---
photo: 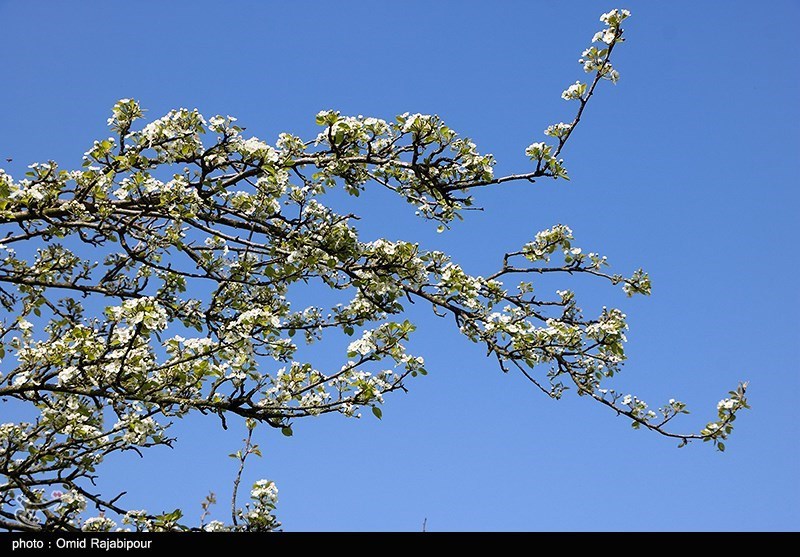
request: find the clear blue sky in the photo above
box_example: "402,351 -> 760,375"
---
1,0 -> 797,531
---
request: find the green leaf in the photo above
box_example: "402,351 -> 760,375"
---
281,427 -> 293,437
162,509 -> 183,522
717,442 -> 726,452
371,406 -> 382,420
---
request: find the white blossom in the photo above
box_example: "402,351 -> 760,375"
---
561,81 -> 587,100
204,520 -> 227,532
83,516 -> 117,532
544,122 -> 573,138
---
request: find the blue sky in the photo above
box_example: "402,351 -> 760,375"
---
1,0 -> 797,531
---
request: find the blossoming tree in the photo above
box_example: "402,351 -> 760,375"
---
0,9 -> 747,532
